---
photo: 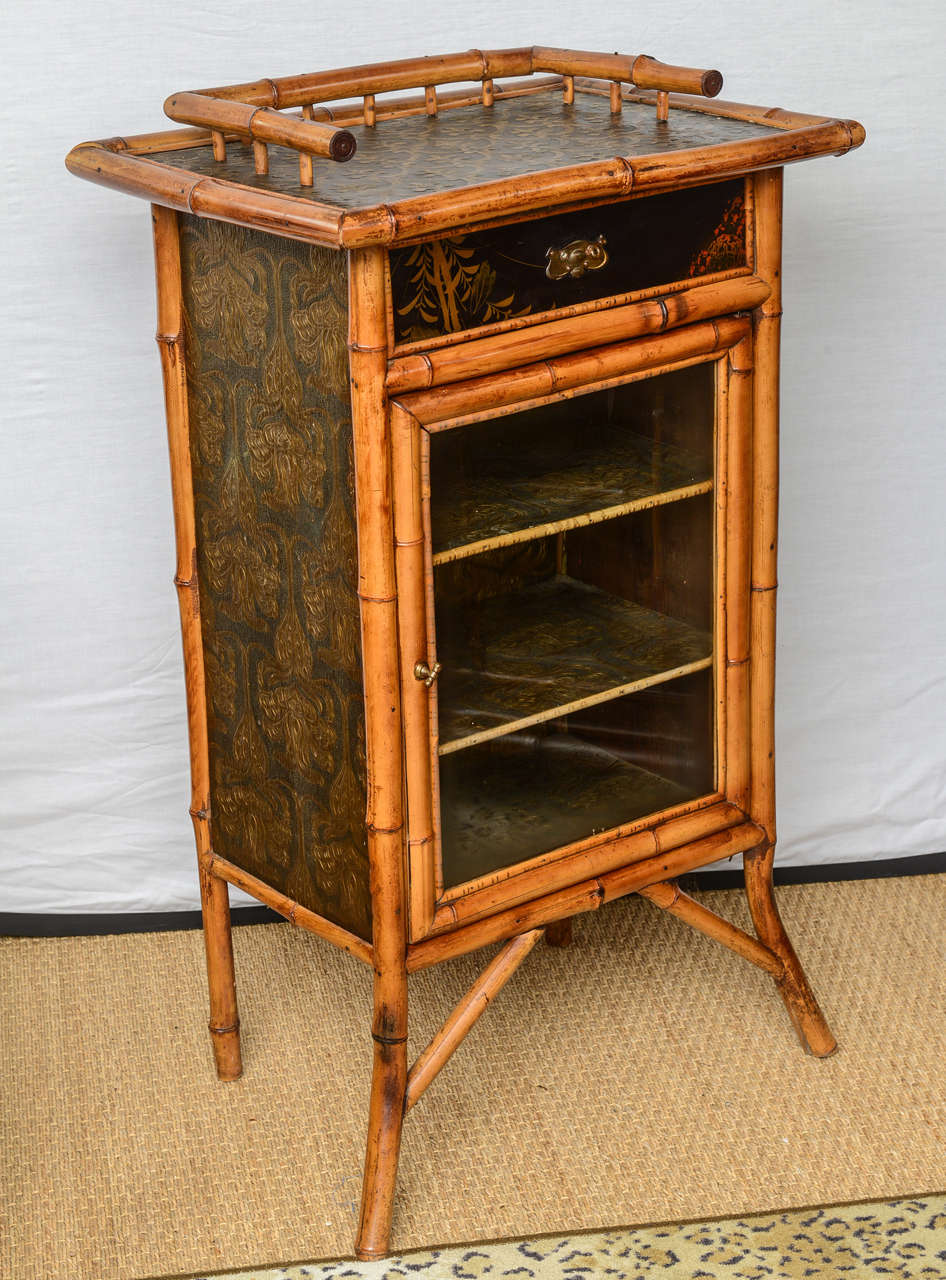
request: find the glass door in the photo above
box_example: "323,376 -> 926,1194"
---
393,321 -> 752,936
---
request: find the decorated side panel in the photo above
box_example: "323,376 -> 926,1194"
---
179,217 -> 372,939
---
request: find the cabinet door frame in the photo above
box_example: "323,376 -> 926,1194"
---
391,316 -> 753,942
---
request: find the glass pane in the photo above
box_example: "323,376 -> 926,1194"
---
431,362 -> 714,561
439,671 -> 714,887
429,362 -> 717,888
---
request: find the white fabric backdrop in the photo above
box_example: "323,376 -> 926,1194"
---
2,1 -> 944,913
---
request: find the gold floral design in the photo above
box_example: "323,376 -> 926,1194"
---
687,190 -> 747,277
179,217 -> 371,939
395,236 -> 531,341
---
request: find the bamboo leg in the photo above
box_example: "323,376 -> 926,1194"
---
349,246 -> 408,1261
746,168 -> 836,1059
358,1025 -> 408,1259
152,203 -> 242,1082
744,846 -> 836,1056
198,861 -> 242,1079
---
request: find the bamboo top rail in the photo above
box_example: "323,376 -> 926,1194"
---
67,45 -> 865,249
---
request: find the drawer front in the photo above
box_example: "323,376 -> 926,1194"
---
390,178 -> 747,346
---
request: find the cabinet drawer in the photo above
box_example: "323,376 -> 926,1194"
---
390,177 -> 748,347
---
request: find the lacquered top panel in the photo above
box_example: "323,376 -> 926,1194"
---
149,91 -> 777,211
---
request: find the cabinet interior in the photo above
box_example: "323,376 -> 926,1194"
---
429,361 -> 719,888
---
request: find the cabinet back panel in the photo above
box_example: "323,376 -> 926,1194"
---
179,218 -> 372,940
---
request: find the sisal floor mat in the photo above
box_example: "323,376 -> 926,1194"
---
2,876 -> 944,1280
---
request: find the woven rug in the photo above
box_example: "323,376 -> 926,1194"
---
170,1194 -> 946,1278
2,876 -> 944,1280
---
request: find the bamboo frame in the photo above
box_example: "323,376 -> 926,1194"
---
152,204 -> 241,1083
67,46 -> 865,252
724,333 -> 754,811
432,801 -> 745,932
407,821 -> 767,971
398,317 -> 749,427
386,275 -> 771,393
392,403 -> 438,940
395,328 -> 748,937
72,56 -> 862,1260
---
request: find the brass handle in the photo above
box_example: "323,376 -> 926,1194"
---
545,235 -> 608,280
413,660 -> 441,688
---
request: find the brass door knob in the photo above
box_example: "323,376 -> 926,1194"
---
413,661 -> 441,688
545,235 -> 608,280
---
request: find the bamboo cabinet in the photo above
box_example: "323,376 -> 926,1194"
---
67,48 -> 865,1259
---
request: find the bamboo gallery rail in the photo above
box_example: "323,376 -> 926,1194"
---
67,45 -> 865,1262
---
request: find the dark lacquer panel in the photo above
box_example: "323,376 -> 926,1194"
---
392,179 -> 746,342
179,216 -> 372,940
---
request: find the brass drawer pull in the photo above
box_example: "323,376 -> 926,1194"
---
414,660 -> 442,688
545,235 -> 608,280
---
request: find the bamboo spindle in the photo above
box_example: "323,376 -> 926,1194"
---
299,105 -> 315,185
253,139 -> 268,174
610,80 -> 622,113
405,928 -> 544,1112
425,85 -> 437,116
349,247 -> 409,1262
656,90 -> 669,122
151,203 -> 241,1082
364,93 -> 376,126
481,78 -> 494,107
210,128 -> 226,160
563,74 -> 574,105
743,167 -> 836,1060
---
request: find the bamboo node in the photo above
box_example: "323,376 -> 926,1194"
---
372,1032 -> 408,1045
209,1020 -> 240,1035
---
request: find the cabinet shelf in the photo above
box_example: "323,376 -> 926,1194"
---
439,726 -> 699,888
431,424 -> 712,565
437,575 -> 712,754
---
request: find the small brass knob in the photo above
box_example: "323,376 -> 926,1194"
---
413,660 -> 441,688
545,235 -> 608,280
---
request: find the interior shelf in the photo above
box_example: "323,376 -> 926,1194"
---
438,727 -> 699,888
436,574 -> 712,753
430,423 -> 712,563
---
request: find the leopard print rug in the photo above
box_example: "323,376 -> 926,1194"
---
183,1194 -> 946,1279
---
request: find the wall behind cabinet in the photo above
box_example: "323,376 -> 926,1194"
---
1,0 -> 943,912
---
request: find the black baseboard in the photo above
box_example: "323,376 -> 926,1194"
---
1,852 -> 943,938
